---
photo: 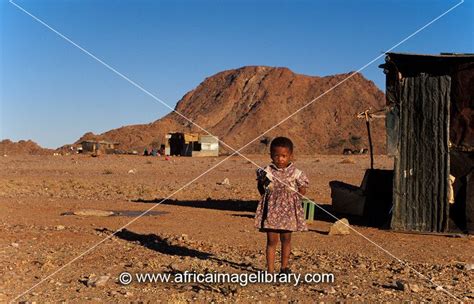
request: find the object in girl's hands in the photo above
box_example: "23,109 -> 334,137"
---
256,167 -> 273,190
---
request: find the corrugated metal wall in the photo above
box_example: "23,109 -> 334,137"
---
391,74 -> 451,232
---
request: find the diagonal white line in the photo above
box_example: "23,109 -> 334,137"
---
9,0 -> 464,302
7,0 -> 240,156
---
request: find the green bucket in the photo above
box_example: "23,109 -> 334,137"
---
301,198 -> 315,221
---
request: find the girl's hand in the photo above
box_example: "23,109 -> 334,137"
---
298,187 -> 307,196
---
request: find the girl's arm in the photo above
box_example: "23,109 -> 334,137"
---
296,170 -> 309,197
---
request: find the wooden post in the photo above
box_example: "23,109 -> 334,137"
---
357,109 -> 378,170
364,111 -> 374,170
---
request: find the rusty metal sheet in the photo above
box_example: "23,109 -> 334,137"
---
391,74 -> 450,232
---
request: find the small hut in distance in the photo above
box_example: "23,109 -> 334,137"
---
80,140 -> 119,155
163,132 -> 219,157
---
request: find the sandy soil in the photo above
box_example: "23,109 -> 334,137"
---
0,154 -> 473,303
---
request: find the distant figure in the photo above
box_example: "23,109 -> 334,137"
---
151,148 -> 157,156
143,148 -> 149,156
254,136 -> 309,274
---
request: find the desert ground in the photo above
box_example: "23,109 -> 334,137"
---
0,153 -> 473,303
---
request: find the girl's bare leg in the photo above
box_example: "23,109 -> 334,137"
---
266,232 -> 279,272
280,232 -> 292,270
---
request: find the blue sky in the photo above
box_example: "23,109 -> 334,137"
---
1,0 -> 473,148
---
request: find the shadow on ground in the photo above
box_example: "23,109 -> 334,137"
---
131,198 -> 371,225
113,228 -> 211,259
132,198 -> 259,212
132,198 -> 386,230
100,228 -> 261,271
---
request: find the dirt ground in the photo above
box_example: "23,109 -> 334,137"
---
0,154 -> 473,303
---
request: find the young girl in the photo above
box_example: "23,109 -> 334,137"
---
254,136 -> 309,273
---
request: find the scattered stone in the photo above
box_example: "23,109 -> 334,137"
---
94,275 -> 110,287
218,178 -> 230,186
408,283 -> 422,293
324,286 -> 336,294
73,209 -> 114,217
169,263 -> 182,272
292,249 -> 302,257
393,280 -> 420,292
86,275 -> 110,287
394,280 -> 406,291
340,158 -> 355,164
328,218 -> 350,236
464,263 -> 474,271
11,242 -> 19,248
55,225 -> 65,230
464,292 -> 474,298
128,168 -> 137,174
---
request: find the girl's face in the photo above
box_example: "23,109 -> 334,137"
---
270,146 -> 293,168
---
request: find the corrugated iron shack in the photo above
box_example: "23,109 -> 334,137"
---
80,140 -> 119,154
381,53 -> 474,232
164,132 -> 219,157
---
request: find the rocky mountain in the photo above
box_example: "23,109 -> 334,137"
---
74,66 -> 386,154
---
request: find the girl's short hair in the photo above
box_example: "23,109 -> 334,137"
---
270,137 -> 294,153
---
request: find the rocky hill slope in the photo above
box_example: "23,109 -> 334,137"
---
0,139 -> 53,155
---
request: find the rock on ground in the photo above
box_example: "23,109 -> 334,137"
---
328,218 -> 351,236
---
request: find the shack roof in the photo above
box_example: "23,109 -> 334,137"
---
380,52 -> 474,75
387,52 -> 474,58
199,135 -> 219,143
165,132 -> 219,142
